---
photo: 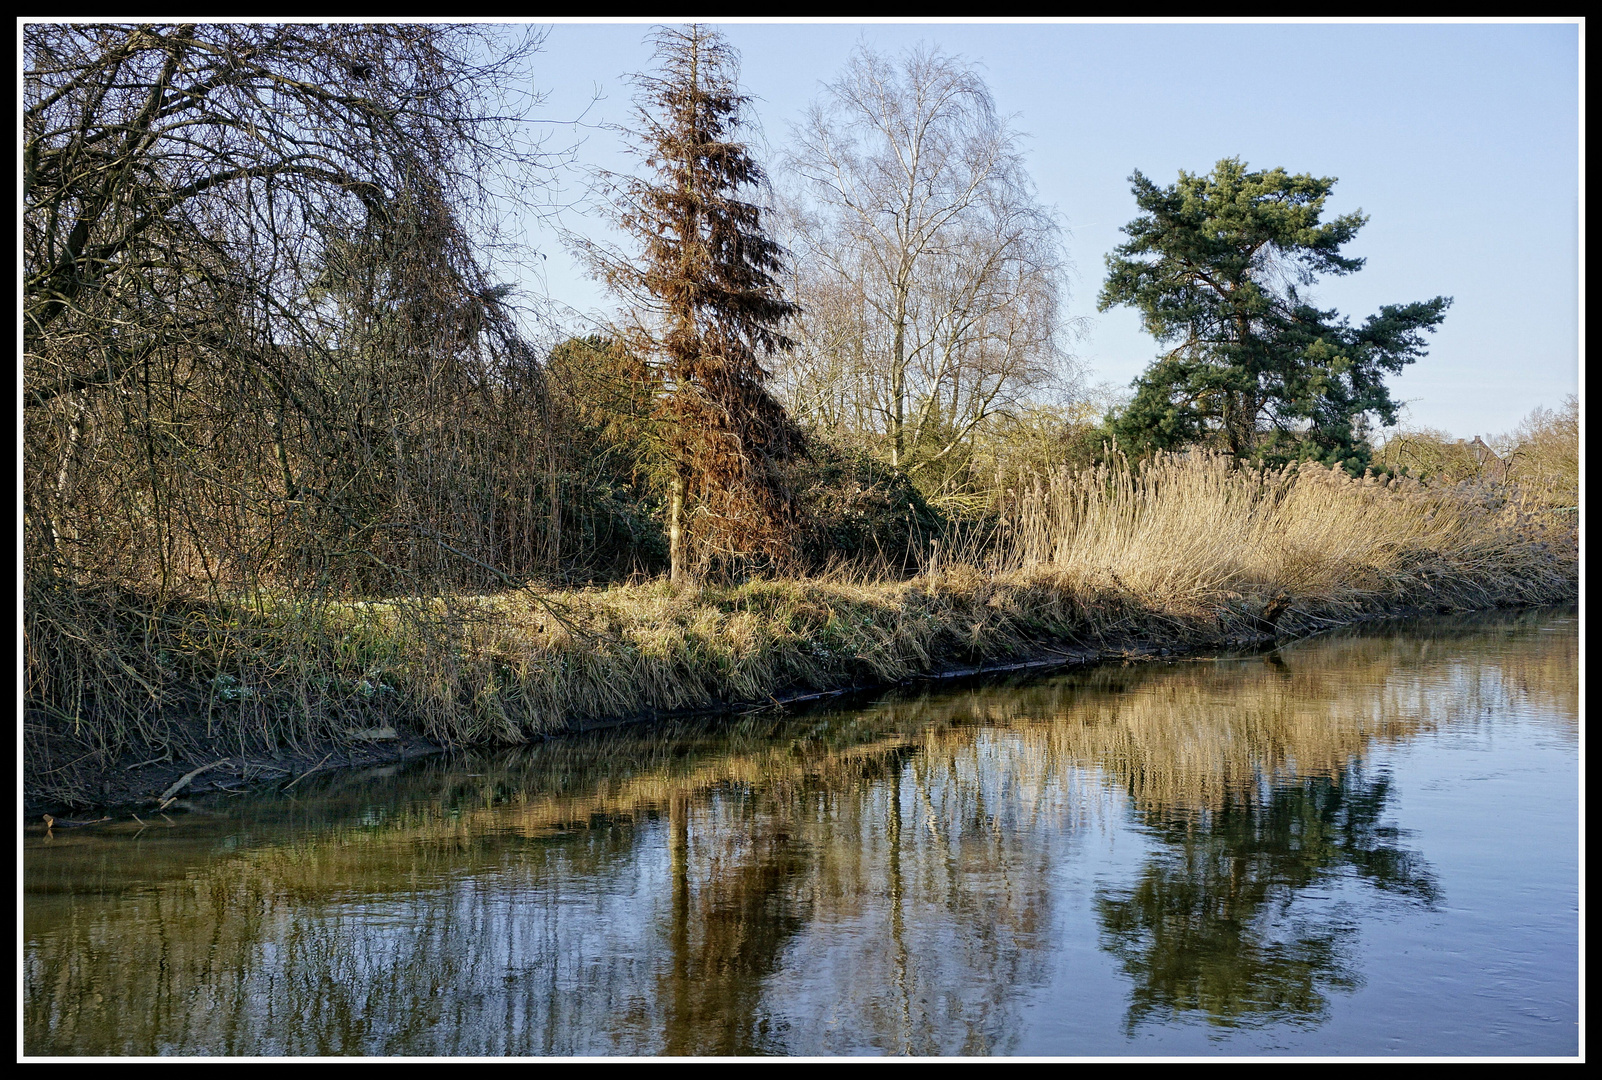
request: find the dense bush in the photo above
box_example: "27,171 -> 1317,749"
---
787,438 -> 943,575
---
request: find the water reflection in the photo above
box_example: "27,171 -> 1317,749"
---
22,607 -> 1577,1055
1098,765 -> 1437,1033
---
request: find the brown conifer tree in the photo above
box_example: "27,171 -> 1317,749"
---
592,24 -> 804,584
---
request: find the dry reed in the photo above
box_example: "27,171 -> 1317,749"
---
24,451 -> 1576,807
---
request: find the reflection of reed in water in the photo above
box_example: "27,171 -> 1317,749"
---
875,605 -> 1576,820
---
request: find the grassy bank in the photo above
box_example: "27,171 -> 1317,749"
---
25,453 -> 1577,810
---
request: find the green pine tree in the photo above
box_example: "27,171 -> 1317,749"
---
1099,158 -> 1450,472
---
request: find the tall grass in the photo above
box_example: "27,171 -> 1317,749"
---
994,451 -> 1574,617
24,451 -> 1576,807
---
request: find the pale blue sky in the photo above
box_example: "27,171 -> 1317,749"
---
495,19 -> 1581,441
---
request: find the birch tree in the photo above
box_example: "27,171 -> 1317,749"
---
783,44 -> 1072,483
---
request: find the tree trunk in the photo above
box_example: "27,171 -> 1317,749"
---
891,285 -> 908,469
669,470 -> 686,586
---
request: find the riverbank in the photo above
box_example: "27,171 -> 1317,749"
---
25,569 -> 1574,819
25,455 -> 1578,815
27,619 -> 1248,820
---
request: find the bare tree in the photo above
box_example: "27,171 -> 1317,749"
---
23,23 -> 560,594
578,25 -> 804,584
773,236 -> 885,443
782,44 -> 1074,483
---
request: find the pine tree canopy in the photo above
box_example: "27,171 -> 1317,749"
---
1098,158 -> 1451,472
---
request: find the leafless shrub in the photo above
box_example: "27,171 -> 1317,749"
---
23,23 -> 577,791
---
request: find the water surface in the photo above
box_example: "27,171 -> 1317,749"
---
23,606 -> 1580,1056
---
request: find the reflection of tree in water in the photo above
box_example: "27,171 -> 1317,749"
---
656,785 -> 815,1056
756,737 -> 1067,1055
626,739 -> 1061,1056
1097,763 -> 1437,1032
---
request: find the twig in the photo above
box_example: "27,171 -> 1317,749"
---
282,753 -> 333,791
43,816 -> 111,829
158,758 -> 230,802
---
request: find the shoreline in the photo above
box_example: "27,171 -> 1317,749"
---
23,593 -> 1572,822
27,449 -> 1578,819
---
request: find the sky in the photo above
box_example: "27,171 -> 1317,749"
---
488,18 -> 1581,442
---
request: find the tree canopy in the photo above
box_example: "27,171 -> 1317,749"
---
1098,158 -> 1451,472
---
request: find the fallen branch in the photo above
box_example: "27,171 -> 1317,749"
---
158,758 -> 230,802
282,753 -> 333,791
41,815 -> 111,829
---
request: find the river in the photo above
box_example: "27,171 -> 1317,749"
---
22,605 -> 1579,1057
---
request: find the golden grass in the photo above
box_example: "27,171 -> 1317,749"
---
996,451 -> 1573,613
24,452 -> 1576,805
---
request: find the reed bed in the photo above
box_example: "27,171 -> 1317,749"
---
24,452 -> 1576,807
995,451 -> 1573,616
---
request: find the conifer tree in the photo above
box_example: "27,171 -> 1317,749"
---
590,24 -> 804,583
1099,159 -> 1451,472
